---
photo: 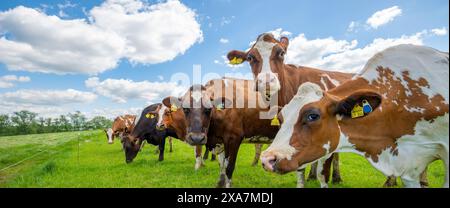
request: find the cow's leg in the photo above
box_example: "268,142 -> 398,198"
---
296,168 -> 306,188
331,153 -> 342,184
158,137 -> 165,161
401,176 -> 421,188
169,137 -> 173,153
211,151 -> 216,161
194,145 -> 204,170
216,144 -> 228,188
223,138 -> 241,188
317,155 -> 333,188
383,176 -> 398,187
203,148 -> 210,160
251,144 -> 263,166
419,167 -> 429,188
139,141 -> 145,152
307,162 -> 318,181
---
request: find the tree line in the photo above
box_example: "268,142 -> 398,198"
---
0,110 -> 112,136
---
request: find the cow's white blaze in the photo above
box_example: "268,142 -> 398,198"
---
253,38 -> 280,94
156,105 -> 167,127
263,82 -> 323,161
106,128 -> 114,143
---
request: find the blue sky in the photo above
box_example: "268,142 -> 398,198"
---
0,0 -> 448,118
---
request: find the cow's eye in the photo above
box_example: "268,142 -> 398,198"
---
247,54 -> 255,62
306,113 -> 320,122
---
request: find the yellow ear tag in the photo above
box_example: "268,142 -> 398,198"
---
150,114 -> 155,119
230,57 -> 243,65
271,115 -> 280,126
216,103 -> 224,111
351,104 -> 364,118
170,105 -> 178,112
145,113 -> 150,118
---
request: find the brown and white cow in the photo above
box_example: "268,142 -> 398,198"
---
105,114 -> 136,144
150,102 -> 214,170
260,44 -> 449,188
163,78 -> 326,188
227,33 -> 353,186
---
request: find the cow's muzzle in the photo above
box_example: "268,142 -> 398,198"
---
187,132 -> 207,145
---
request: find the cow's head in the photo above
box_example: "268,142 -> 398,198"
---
104,128 -> 114,144
227,33 -> 289,99
163,85 -> 230,145
121,134 -> 142,164
261,82 -> 381,173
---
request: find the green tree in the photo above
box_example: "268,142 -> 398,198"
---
11,110 -> 38,135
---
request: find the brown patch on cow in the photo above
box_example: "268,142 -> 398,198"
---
331,67 -> 448,162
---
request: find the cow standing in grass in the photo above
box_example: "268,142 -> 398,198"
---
226,33 -> 429,187
121,104 -> 176,163
260,44 -> 448,188
163,78 -> 296,188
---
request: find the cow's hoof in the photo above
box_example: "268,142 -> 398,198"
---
331,176 -> 343,184
383,177 -> 398,187
420,181 -> 429,188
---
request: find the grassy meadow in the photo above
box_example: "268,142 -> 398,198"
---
0,130 -> 446,188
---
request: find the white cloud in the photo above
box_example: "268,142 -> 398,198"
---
219,38 -> 229,44
366,6 -> 402,29
0,6 -> 126,75
0,89 -> 97,106
85,77 -> 186,104
0,75 -> 31,88
90,0 -> 203,64
431,27 -> 448,36
285,31 -> 426,73
0,0 -> 203,75
268,28 -> 292,40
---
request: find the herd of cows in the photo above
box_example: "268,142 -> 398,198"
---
104,33 -> 449,188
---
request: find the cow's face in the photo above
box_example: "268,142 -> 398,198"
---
163,85 -> 228,145
122,134 -> 141,163
154,104 -> 168,130
104,128 -> 114,144
260,82 -> 381,174
227,33 -> 289,99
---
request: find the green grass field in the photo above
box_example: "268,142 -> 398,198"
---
0,130 -> 446,188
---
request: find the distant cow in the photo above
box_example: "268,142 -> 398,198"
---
261,44 -> 448,188
104,114 -> 136,144
121,104 -> 176,163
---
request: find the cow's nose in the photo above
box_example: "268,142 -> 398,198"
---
189,134 -> 205,144
261,155 -> 277,172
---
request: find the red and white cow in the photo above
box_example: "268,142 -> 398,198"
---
105,114 -> 136,144
261,44 -> 449,187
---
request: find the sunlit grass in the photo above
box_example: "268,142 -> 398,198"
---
0,130 -> 446,188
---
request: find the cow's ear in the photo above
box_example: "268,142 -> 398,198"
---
162,96 -> 181,109
227,50 -> 247,65
280,36 -> 289,51
332,90 -> 382,119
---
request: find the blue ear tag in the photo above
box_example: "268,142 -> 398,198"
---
362,100 -> 373,114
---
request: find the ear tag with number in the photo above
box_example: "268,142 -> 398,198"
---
216,103 -> 224,111
230,57 -> 243,65
351,104 -> 364,118
271,115 -> 280,126
362,99 -> 373,114
145,113 -> 155,119
170,105 -> 178,112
